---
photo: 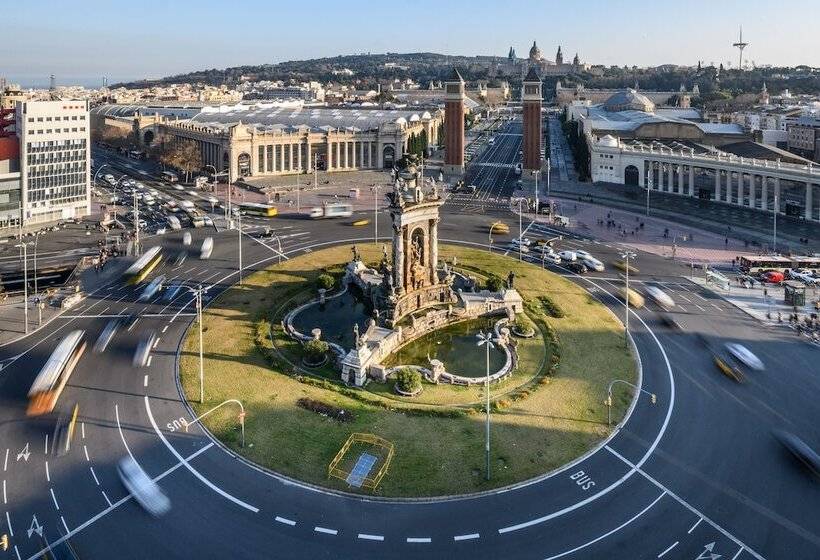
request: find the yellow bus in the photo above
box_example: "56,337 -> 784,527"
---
122,246 -> 163,285
238,202 -> 278,217
27,330 -> 87,416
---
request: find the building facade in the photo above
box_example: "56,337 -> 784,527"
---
787,117 -> 820,162
16,100 -> 90,226
0,136 -> 21,232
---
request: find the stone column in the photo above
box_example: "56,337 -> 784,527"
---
393,223 -> 404,294
774,177 -> 781,214
667,164 -> 674,192
327,139 -> 333,170
761,176 -> 768,211
806,182 -> 814,220
336,141 -> 342,169
726,171 -> 732,203
748,175 -> 756,209
261,145 -> 267,174
429,218 -> 439,283
286,144 -> 292,172
736,172 -> 743,205
306,140 -> 312,173
678,165 -> 684,195
714,169 -> 721,201
688,165 -> 695,196
296,141 -> 302,172
359,141 -> 365,169
279,143 -> 285,173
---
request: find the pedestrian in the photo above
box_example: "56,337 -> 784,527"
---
725,237 -> 728,247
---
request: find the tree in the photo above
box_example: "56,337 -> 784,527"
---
396,368 -> 422,393
485,274 -> 505,292
303,339 -> 329,363
317,273 -> 334,290
98,125 -> 136,150
148,135 -> 203,182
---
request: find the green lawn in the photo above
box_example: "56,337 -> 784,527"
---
179,244 -> 636,497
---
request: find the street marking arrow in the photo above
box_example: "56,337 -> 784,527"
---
695,542 -> 722,560
16,444 -> 30,463
26,515 -> 43,539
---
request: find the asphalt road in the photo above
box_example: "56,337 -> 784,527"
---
0,127 -> 817,560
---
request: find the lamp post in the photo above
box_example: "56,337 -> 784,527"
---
619,250 -> 637,348
203,165 -> 230,224
546,157 -> 551,198
132,188 -> 140,257
646,169 -> 652,216
605,379 -> 656,426
295,172 -> 300,214
533,169 -> 540,217
477,330 -> 496,481
773,190 -> 778,253
237,211 -> 243,286
513,197 -> 524,261
184,284 -> 211,403
15,242 -> 29,334
371,184 -> 381,244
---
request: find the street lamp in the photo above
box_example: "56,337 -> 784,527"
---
645,168 -> 653,216
619,250 -> 637,348
132,188 -> 141,257
533,169 -> 540,217
546,157 -> 551,199
513,197 -> 525,261
237,211 -> 243,286
476,330 -> 496,481
183,284 -> 211,403
772,190 -> 778,253
203,165 -> 230,224
185,399 -> 246,448
14,242 -> 29,334
605,379 -> 656,426
371,184 -> 382,244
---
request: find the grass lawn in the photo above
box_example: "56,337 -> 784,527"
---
179,243 -> 636,497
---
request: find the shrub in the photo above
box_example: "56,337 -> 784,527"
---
317,273 -> 335,291
296,397 -> 354,422
304,339 -> 329,362
539,296 -> 565,318
396,368 -> 422,394
485,274 -> 505,292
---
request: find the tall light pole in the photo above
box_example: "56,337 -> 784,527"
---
515,198 -> 524,261
646,168 -> 652,216
183,284 -> 211,404
295,172 -> 300,214
203,165 -> 230,225
15,242 -> 29,334
33,233 -> 40,298
605,379 -> 656,426
477,330 -> 495,481
619,250 -> 637,348
237,211 -> 243,286
546,157 -> 551,199
371,184 -> 381,244
132,188 -> 140,256
773,190 -> 778,253
533,169 -> 540,217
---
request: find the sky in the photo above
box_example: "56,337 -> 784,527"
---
6,0 -> 819,88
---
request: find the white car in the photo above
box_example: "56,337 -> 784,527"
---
644,286 -> 675,310
511,237 -> 532,247
183,231 -> 192,246
200,237 -> 214,260
575,250 -> 593,260
133,332 -> 157,368
139,275 -> 165,302
93,319 -> 120,353
725,343 -> 764,371
558,250 -> 577,262
117,457 -> 171,517
173,185 -> 185,191
187,190 -> 198,197
508,243 -> 530,253
540,252 -> 561,264
581,257 -> 605,272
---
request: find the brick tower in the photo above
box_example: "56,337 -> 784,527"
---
522,67 -> 542,173
443,68 -> 465,178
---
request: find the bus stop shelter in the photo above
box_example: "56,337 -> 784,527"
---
783,281 -> 806,307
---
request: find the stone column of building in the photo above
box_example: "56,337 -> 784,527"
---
326,139 -> 333,170
278,143 -> 285,173
336,142 -> 342,170
288,144 -> 294,172
688,165 -> 695,196
443,68 -> 466,177
806,182 -> 814,220
429,218 -> 439,283
306,140 -> 312,173
359,141 -> 365,169
677,165 -> 684,194
714,169 -> 721,201
522,67 -> 542,173
296,141 -> 302,172
726,172 -> 733,203
667,164 -> 674,193
749,175 -> 756,209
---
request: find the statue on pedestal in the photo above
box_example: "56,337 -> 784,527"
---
351,245 -> 360,262
507,271 -> 516,289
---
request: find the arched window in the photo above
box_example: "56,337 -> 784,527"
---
624,165 -> 640,186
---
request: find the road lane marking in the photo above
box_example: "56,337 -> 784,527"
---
454,533 -> 480,541
83,445 -> 90,462
101,491 -> 112,507
162,325 -> 169,333
275,516 -> 296,526
143,375 -> 148,387
357,534 -> 384,541
3,449 -> 7,471
695,304 -> 706,312
89,467 -> 100,486
50,488 -> 60,510
314,527 -> 338,535
406,537 -> 431,543
126,318 -> 139,331
80,422 -> 85,440
60,516 -> 69,535
731,546 -> 745,560
146,356 -> 153,367
44,434 -> 48,455
657,541 -> 678,557
2,479 -> 6,504
687,517 -> 702,533
4,511 -> 12,537
541,492 -> 665,560
45,461 -> 50,482
22,443 -> 213,560
144,396 -> 259,513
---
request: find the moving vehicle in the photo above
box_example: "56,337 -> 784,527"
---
644,286 -> 675,310
660,312 -> 685,331
27,330 -> 87,416
200,237 -> 214,260
618,287 -> 645,308
122,247 -> 163,285
514,163 -> 522,175
581,256 -> 605,272
172,251 -> 187,267
161,171 -> 179,183
713,352 -> 744,383
725,343 -> 764,371
259,227 -> 274,238
133,332 -> 157,367
163,282 -> 182,302
166,215 -> 181,231
309,202 -> 353,219
192,216 -> 206,228
785,269 -> 819,285
558,250 -> 576,262
567,262 -> 587,274
183,232 -> 192,246
773,431 -> 820,478
139,275 -> 166,302
613,259 -> 639,274
238,202 -> 278,217
761,270 -> 784,284
93,319 -> 121,353
173,185 -> 185,192
51,404 -> 79,457
739,255 -> 820,275
508,242 -> 530,253
179,200 -> 195,212
117,457 -> 171,517
490,221 -> 509,235
351,218 -> 370,227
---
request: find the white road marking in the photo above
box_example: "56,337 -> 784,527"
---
677,304 -> 688,313
45,461 -> 50,482
83,445 -> 90,462
657,541 -> 678,557
44,434 -> 48,455
162,325 -> 169,333
605,446 -> 765,560
357,534 -> 384,541
695,304 -> 707,312
60,516 -> 69,535
114,405 -> 136,464
5,511 -> 12,536
143,375 -> 148,387
50,487 -> 60,510
14,545 -> 20,560
731,546 -> 745,560
314,526 -> 338,535
152,337 -> 160,349
542,492 -> 665,560
406,537 -> 432,543
3,449 -> 7,471
275,516 -> 296,526
81,422 -> 85,440
146,356 -> 153,367
126,317 -> 139,331
89,466 -> 100,486
687,517 -> 702,533
678,294 -> 692,303
2,479 -> 6,504
144,396 -> 259,513
454,533 -> 480,541
711,303 -> 722,311
101,491 -> 112,507
22,444 -> 213,560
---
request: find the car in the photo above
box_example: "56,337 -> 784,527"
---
489,221 -> 509,235
50,403 -> 79,457
581,256 -> 605,272
773,431 -> 820,478
558,250 -> 577,262
567,262 -> 587,274
574,250 -> 593,260
511,237 -> 532,247
183,231 -> 192,246
202,216 -> 214,227
200,237 -> 214,260
540,252 -> 561,265
133,332 -> 157,367
93,319 -> 121,353
508,242 -> 530,253
117,457 -> 171,517
644,286 -> 675,310
173,185 -> 185,191
760,270 -> 784,284
725,343 -> 764,371
155,227 -> 167,235
712,353 -> 744,383
163,282 -> 182,302
659,313 -> 685,331
139,275 -> 165,302
187,190 -> 198,197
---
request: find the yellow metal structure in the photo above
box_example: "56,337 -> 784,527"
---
328,433 -> 395,490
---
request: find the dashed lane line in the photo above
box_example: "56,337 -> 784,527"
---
275,516 -> 296,526
406,537 -> 432,543
49,488 -> 60,510
5,511 -> 12,537
731,546 -> 745,560
45,461 -> 50,482
454,533 -> 480,541
688,517 -> 703,533
314,526 -> 338,536
60,516 -> 69,535
657,541 -> 678,558
358,534 -> 385,542
89,467 -> 100,486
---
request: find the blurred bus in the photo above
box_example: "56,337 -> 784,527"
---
238,202 -> 278,217
27,330 -> 87,416
122,246 -> 163,285
161,171 -> 179,183
739,255 -> 820,274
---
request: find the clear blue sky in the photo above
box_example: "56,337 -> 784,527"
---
7,0 -> 819,87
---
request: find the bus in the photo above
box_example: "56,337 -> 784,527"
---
27,330 -> 87,416
122,246 -> 163,285
739,255 -> 820,274
238,202 -> 278,217
166,215 -> 181,231
161,171 -> 179,183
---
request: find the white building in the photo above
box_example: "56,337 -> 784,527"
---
16,100 -> 91,226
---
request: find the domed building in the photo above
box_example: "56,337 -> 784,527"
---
603,89 -> 656,113
528,41 -> 543,62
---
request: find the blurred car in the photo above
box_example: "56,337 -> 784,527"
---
644,285 -> 675,310
93,319 -> 121,353
51,403 -> 79,457
117,457 -> 171,517
574,249 -> 593,260
773,431 -> 820,478
173,185 -> 185,191
133,332 -> 157,367
761,270 -> 784,284
200,237 -> 214,260
725,343 -> 764,371
558,250 -> 577,262
202,216 -> 214,227
508,242 -> 530,253
618,287 -> 645,308
581,256 -> 605,272
351,218 -> 370,226
659,313 -> 685,331
163,282 -> 182,302
712,352 -> 744,383
567,262 -> 587,274
139,275 -> 165,302
183,231 -> 192,246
